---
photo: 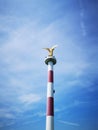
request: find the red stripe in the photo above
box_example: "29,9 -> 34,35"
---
47,97 -> 54,116
48,70 -> 53,82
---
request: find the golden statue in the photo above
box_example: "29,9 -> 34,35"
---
43,45 -> 58,56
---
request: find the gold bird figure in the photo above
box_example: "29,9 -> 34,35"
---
43,45 -> 58,56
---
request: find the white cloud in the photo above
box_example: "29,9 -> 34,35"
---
19,94 -> 42,105
55,100 -> 89,114
34,111 -> 46,117
0,109 -> 15,119
0,16 -> 49,110
56,61 -> 89,76
58,120 -> 80,127
0,16 -> 57,76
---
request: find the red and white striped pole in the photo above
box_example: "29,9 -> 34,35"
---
45,56 -> 56,130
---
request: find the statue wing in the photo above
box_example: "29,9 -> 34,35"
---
51,45 -> 58,49
43,48 -> 50,52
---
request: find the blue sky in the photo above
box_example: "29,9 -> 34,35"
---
0,0 -> 98,130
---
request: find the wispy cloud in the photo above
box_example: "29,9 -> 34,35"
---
0,108 -> 15,119
33,111 -> 46,117
55,100 -> 90,114
58,120 -> 80,127
18,94 -> 42,105
79,0 -> 87,36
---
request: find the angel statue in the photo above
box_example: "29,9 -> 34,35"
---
43,45 -> 58,56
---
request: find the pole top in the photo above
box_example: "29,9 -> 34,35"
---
43,45 -> 58,57
43,45 -> 58,65
45,56 -> 57,65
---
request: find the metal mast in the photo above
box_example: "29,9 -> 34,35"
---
44,45 -> 57,130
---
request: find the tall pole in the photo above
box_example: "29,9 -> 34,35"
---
44,45 -> 57,130
44,51 -> 57,130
